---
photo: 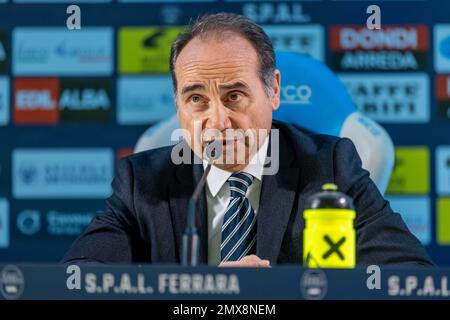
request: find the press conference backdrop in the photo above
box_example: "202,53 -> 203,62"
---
0,0 -> 449,265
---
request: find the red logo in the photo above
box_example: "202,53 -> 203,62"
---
14,78 -> 60,125
436,75 -> 450,100
330,25 -> 428,51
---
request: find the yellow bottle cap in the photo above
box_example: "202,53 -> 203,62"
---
322,183 -> 338,191
306,183 -> 354,210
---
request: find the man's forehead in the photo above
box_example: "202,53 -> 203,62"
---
175,34 -> 259,77
175,40 -> 259,94
178,66 -> 252,88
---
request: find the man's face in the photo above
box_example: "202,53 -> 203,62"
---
174,32 -> 280,172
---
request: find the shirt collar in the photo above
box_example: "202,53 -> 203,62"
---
203,137 -> 269,197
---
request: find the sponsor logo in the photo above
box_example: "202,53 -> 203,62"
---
0,31 -> 9,74
280,84 -> 312,105
16,208 -> 95,237
263,25 -> 324,61
435,75 -> 450,120
47,210 -> 95,236
0,265 -> 24,300
160,5 -> 182,25
59,78 -> 112,122
17,163 -> 37,186
13,149 -> 113,198
13,77 -> 112,124
117,76 -> 175,124
13,200 -> 102,240
0,152 -> 9,195
0,77 -> 9,125
387,147 -> 429,194
0,199 -> 9,248
437,198 -> 450,245
16,210 -> 41,235
243,2 -> 310,24
118,27 -> 183,74
434,25 -> 450,73
13,78 -> 59,125
13,28 -> 113,76
330,25 -> 428,71
436,146 -> 450,196
386,196 -> 431,245
300,269 -> 327,300
339,73 -> 429,123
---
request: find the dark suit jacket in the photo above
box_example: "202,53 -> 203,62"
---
62,121 -> 433,266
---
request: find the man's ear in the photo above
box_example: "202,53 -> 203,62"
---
271,69 -> 281,111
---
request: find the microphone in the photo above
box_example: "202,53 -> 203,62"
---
181,139 -> 222,266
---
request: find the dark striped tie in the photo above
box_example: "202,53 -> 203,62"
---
220,172 -> 257,262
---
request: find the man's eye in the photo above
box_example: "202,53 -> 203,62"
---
190,95 -> 202,103
229,93 -> 241,102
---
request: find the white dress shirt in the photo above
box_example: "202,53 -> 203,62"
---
203,138 -> 269,265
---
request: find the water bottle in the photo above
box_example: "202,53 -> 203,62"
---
303,183 -> 356,268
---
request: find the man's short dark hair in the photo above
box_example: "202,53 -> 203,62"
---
169,12 -> 276,95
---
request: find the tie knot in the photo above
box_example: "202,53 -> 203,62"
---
228,172 -> 253,198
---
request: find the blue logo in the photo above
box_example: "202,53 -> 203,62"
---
436,146 -> 450,195
440,36 -> 450,60
13,28 -> 113,76
17,210 -> 41,236
54,40 -> 107,60
0,199 -> 9,248
13,149 -> 113,198
0,77 -> 8,125
161,5 -> 181,24
386,196 -> 431,245
117,76 -> 176,125
19,164 -> 37,185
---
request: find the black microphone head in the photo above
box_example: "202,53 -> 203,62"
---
205,140 -> 222,162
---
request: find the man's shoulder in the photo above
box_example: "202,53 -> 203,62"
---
273,120 -> 364,191
127,144 -> 174,165
273,120 -> 344,158
127,145 -> 173,163
119,144 -> 178,181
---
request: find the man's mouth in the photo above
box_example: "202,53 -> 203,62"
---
203,138 -> 239,145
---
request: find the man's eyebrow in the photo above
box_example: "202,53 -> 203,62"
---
219,82 -> 250,91
181,84 -> 205,95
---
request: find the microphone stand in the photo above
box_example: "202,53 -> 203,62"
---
181,141 -> 220,266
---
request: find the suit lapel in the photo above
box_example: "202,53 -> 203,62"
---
256,128 -> 300,264
256,168 -> 299,264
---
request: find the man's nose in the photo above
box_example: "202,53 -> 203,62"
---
205,102 -> 232,131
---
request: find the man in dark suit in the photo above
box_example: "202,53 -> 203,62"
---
63,13 -> 433,267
